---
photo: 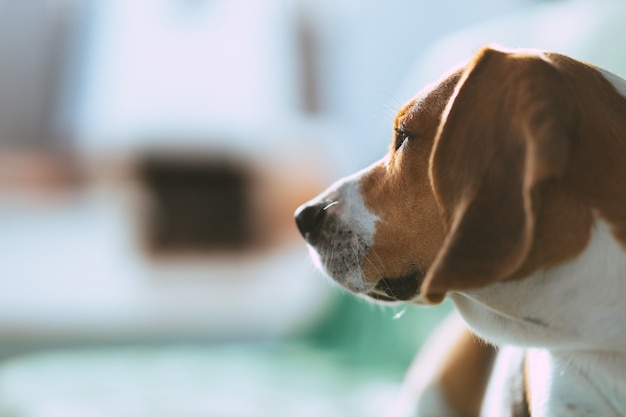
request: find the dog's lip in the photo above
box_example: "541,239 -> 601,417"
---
367,270 -> 424,301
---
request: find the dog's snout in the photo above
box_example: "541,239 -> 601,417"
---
295,202 -> 329,241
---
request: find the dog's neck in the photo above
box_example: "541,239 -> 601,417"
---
450,217 -> 626,353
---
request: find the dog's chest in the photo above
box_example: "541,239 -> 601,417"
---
525,349 -> 626,417
480,347 -> 626,417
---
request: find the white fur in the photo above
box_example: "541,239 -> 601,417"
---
333,168 -> 379,243
524,349 -> 626,417
480,346 -> 526,417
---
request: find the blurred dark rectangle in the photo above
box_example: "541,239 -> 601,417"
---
139,154 -> 254,254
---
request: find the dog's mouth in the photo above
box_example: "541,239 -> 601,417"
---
367,270 -> 424,302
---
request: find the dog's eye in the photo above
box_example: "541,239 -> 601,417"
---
394,129 -> 411,151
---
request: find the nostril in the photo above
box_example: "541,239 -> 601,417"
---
294,203 -> 327,240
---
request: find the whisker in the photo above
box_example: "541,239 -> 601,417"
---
377,91 -> 403,109
365,246 -> 388,277
326,241 -> 337,273
361,250 -> 385,279
379,275 -> 394,295
351,234 -> 366,279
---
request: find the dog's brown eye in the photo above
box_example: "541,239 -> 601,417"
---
394,129 -> 411,151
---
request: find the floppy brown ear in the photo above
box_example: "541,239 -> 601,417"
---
422,47 -> 579,303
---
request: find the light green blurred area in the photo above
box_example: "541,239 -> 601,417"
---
0,297 -> 452,417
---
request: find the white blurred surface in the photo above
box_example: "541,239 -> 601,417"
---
0,187 -> 330,342
77,0 -> 302,153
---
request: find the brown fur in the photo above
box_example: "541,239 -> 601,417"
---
438,328 -> 496,417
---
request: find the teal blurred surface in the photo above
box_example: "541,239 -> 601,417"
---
0,295 -> 452,417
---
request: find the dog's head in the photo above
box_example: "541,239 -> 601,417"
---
295,46 -> 604,305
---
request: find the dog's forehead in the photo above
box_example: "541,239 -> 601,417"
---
395,67 -> 465,131
395,49 -> 554,130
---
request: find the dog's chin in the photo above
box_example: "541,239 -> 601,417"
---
365,270 -> 425,303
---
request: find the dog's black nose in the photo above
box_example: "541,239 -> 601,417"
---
294,202 -> 327,241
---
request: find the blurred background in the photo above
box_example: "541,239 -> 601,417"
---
1,0 -> 626,415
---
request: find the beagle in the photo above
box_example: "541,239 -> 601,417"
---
295,46 -> 626,417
